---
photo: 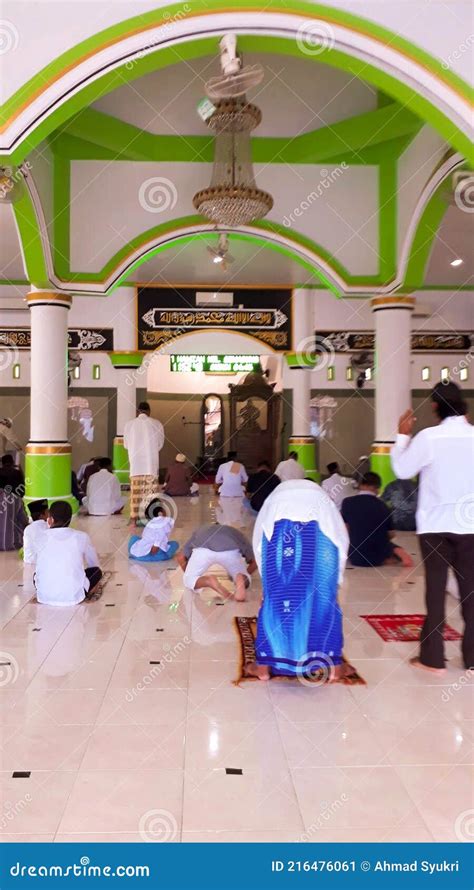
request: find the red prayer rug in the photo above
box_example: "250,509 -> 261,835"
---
362,613 -> 461,642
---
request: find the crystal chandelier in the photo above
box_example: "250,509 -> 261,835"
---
193,99 -> 273,227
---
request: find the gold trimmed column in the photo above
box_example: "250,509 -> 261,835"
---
109,351 -> 144,484
25,289 -> 76,507
285,290 -> 318,480
371,295 -> 415,488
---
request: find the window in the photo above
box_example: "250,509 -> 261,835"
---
73,366 -> 80,380
421,367 -> 430,382
345,366 -> 353,381
441,367 -> 449,382
460,367 -> 468,382
327,366 -> 335,381
365,368 -> 372,381
12,363 -> 20,379
92,364 -> 101,380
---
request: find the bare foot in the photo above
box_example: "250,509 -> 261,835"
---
329,662 -> 357,683
234,574 -> 247,602
244,662 -> 270,681
195,575 -> 231,599
409,656 -> 445,675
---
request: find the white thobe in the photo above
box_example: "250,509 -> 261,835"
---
35,527 -> 99,606
23,519 -> 49,564
123,414 -> 165,477
85,469 -> 124,516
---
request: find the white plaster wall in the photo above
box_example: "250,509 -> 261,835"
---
70,161 -> 378,275
397,126 -> 448,266
1,1 -> 470,105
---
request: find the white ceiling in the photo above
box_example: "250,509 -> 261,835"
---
92,53 -> 377,137
425,204 -> 474,286
0,204 -> 24,279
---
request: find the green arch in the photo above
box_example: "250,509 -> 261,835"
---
402,179 -> 456,290
1,1 -> 471,164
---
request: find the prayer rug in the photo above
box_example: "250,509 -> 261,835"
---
234,616 -> 365,686
362,613 -> 461,642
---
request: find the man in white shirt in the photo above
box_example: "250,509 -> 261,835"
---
35,501 -> 102,606
84,457 -> 125,516
274,451 -> 306,482
23,499 -> 49,564
391,382 -> 474,674
321,462 -> 354,509
123,401 -> 165,526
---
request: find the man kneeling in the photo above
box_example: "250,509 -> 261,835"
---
35,501 -> 102,605
177,524 -> 257,601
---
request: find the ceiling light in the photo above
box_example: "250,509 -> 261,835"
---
213,254 -> 224,264
450,258 -> 463,267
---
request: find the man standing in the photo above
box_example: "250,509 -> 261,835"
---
391,382 -> 474,674
123,401 -> 164,525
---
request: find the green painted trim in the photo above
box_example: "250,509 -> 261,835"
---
403,180 -> 450,290
25,452 -> 73,501
285,353 -> 318,368
55,102 -> 420,165
417,284 -> 474,291
11,189 -> 49,286
110,352 -> 143,368
113,440 -> 129,484
53,154 -> 71,280
0,279 -> 28,285
370,452 -> 396,488
1,2 -> 470,163
288,439 -> 319,482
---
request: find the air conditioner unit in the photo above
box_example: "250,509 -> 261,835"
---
196,291 -> 234,307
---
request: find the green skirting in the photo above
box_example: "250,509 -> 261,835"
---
24,451 -> 78,511
370,451 -> 396,489
113,438 -> 130,484
288,437 -> 319,482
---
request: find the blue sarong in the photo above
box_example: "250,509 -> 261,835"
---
255,518 -> 343,675
128,536 -> 179,562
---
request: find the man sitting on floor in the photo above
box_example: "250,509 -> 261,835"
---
0,486 -> 28,551
177,523 -> 257,601
274,450 -> 306,482
84,457 -> 124,516
128,498 -> 178,562
35,501 -> 102,605
23,499 -> 49,564
0,453 -> 25,495
321,462 -> 354,509
341,472 -> 413,567
245,459 -> 280,512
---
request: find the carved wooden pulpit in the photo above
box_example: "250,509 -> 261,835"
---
228,371 -> 281,472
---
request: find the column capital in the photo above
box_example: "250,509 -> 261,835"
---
109,351 -> 144,370
370,295 -> 415,312
27,290 -> 72,309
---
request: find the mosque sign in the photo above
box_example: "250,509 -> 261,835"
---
0,328 -> 114,351
137,286 -> 292,351
170,354 -> 261,373
317,331 -> 473,352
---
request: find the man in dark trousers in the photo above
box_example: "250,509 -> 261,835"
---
391,382 -> 474,674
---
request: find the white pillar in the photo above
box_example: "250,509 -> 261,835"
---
25,289 -> 73,504
286,290 -> 318,479
371,295 -> 414,486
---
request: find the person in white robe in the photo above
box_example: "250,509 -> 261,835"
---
123,401 -> 165,524
84,457 -> 124,515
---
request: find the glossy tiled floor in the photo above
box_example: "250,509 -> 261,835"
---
0,489 -> 472,843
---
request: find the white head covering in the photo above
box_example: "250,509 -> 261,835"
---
252,480 -> 349,584
176,453 -> 186,463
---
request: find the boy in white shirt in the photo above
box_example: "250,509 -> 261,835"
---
35,501 -> 102,606
23,499 -> 49,564
128,498 -> 179,562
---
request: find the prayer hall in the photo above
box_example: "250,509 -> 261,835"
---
0,0 -> 472,863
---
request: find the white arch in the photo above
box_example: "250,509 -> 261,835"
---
1,9 -> 471,157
